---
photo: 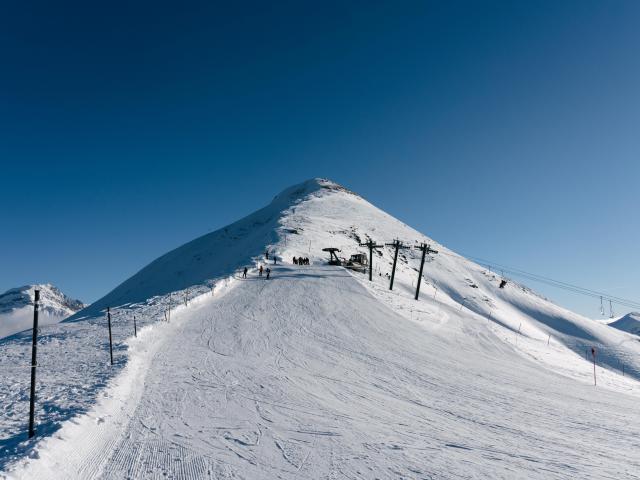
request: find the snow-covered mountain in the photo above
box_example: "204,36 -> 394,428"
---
0,284 -> 84,339
609,312 -> 640,336
70,178 -> 640,380
2,178 -> 639,479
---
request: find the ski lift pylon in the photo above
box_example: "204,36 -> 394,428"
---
322,247 -> 343,266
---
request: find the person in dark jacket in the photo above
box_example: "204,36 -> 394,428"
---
266,268 -> 271,279
259,265 -> 263,277
243,267 -> 248,278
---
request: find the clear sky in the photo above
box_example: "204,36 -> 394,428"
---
1,1 -> 638,318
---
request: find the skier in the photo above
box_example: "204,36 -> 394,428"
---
293,256 -> 298,265
266,268 -> 271,279
259,265 -> 263,277
273,255 -> 277,265
243,267 -> 248,278
265,250 -> 269,260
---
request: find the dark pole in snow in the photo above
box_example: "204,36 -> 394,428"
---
385,239 -> 408,291
107,307 -> 114,366
133,315 -> 137,338
360,240 -> 383,282
414,243 -> 438,300
28,289 -> 40,439
591,347 -> 596,386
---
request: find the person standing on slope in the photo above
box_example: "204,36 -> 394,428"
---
259,265 -> 263,277
266,268 -> 271,279
243,267 -> 248,278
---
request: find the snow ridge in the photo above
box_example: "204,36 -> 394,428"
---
609,312 -> 640,336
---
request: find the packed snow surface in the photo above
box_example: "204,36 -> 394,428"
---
1,178 -> 639,479
0,284 -> 83,339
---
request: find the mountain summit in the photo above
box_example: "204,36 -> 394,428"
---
72,178 -> 639,380
73,178 -> 360,317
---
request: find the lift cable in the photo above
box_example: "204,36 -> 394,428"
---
448,253 -> 640,311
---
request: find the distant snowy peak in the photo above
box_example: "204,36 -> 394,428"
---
0,284 -> 84,338
0,284 -> 84,317
609,312 -> 640,336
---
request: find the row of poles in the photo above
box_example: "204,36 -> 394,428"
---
361,242 -> 608,388
28,293 -> 141,439
359,239 -> 439,300
28,285 -> 202,438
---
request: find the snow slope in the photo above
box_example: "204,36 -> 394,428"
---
6,265 -> 640,479
609,312 -> 640,336
0,285 -> 83,339
1,178 -> 639,478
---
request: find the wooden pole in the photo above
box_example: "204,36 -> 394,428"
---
591,347 -> 597,386
107,307 -> 114,366
28,289 -> 40,438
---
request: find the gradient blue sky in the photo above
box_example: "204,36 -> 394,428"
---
1,1 -> 638,317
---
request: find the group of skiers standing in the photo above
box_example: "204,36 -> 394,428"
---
240,251 -> 309,280
242,265 -> 271,279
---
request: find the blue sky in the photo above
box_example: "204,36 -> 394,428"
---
1,1 -> 638,317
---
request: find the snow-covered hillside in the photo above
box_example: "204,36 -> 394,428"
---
0,284 -> 83,339
68,178 -> 640,382
1,178 -> 639,479
609,312 -> 640,336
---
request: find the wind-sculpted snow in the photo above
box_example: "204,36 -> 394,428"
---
1,178 -> 639,478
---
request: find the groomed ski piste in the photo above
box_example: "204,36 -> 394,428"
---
1,178 -> 639,479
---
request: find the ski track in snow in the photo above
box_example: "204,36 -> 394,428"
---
3,265 -> 639,479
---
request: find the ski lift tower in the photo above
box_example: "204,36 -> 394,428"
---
322,247 -> 343,266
